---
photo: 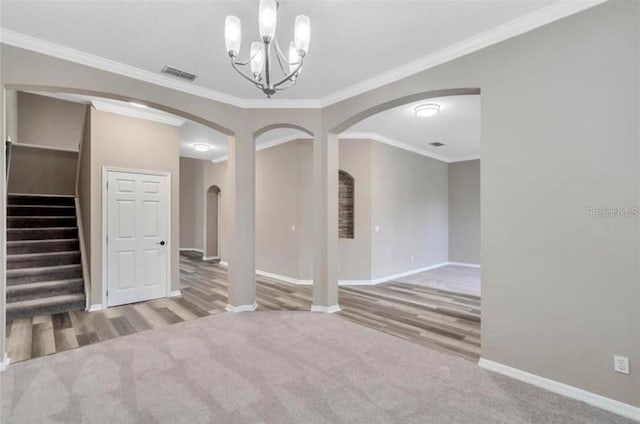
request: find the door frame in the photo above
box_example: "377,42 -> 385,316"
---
101,166 -> 172,308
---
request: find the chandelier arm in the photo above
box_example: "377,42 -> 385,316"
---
272,57 -> 304,88
230,59 -> 264,89
273,38 -> 289,74
275,79 -> 297,91
231,45 -> 262,66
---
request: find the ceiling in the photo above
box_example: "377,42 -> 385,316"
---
1,0 -> 567,103
346,95 -> 480,161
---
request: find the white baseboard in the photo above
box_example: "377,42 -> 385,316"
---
202,256 -> 219,261
88,303 -> 103,312
0,353 -> 10,372
256,269 -> 313,285
478,358 -> 640,421
168,290 -> 181,298
339,262 -> 450,286
447,261 -> 481,268
179,248 -> 204,253
310,304 -> 341,314
225,302 -> 257,313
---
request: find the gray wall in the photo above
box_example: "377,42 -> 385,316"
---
336,140 -> 372,281
17,91 -> 85,151
371,142 -> 449,279
193,138 -> 450,282
179,157 -> 204,250
449,159 -> 480,264
7,145 -> 78,195
88,108 -> 181,305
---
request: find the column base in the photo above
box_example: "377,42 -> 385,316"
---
225,302 -> 257,313
310,304 -> 341,314
0,353 -> 11,372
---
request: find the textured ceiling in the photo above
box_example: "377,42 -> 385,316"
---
2,0 -> 552,101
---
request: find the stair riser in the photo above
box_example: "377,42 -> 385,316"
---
8,206 -> 76,217
7,253 -> 81,270
7,228 -> 78,241
8,196 -> 75,206
7,299 -> 85,321
7,240 -> 80,255
7,267 -> 83,285
7,281 -> 84,303
8,217 -> 77,228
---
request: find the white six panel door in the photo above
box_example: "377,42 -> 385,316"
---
106,170 -> 170,307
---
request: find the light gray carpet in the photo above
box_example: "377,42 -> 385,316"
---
0,311 -> 632,424
396,265 -> 481,296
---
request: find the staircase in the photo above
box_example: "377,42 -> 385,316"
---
6,194 -> 86,321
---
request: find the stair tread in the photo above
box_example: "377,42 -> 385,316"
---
7,264 -> 82,275
6,293 -> 85,310
8,216 -> 77,219
8,251 -> 80,260
7,278 -> 84,292
7,227 -> 78,230
7,238 -> 79,245
8,204 -> 75,207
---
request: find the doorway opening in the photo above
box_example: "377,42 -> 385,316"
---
204,185 -> 221,260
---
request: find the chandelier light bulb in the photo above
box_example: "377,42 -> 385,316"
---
414,103 -> 441,117
289,41 -> 300,74
224,16 -> 242,56
250,42 -> 265,76
258,0 -> 277,41
294,15 -> 310,53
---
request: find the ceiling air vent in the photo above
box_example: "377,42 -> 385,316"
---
162,66 -> 197,82
430,142 -> 445,147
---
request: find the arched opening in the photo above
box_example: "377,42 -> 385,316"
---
205,185 -> 221,260
2,86 -> 243,361
328,87 -> 482,361
251,124 -> 314,301
338,170 -> 355,239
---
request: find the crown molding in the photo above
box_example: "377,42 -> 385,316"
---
0,1 -> 604,109
211,134 -> 312,163
92,99 -> 186,127
208,131 -> 479,164
341,132 -> 455,163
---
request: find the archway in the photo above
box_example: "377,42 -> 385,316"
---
204,185 -> 222,260
323,88 -> 482,360
251,124 -> 315,302
1,85 -> 243,356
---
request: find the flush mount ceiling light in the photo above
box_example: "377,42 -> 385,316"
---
414,103 -> 441,117
193,143 -> 212,152
224,0 -> 310,98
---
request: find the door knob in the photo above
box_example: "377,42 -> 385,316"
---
158,240 -> 166,246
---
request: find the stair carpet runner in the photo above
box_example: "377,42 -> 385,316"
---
6,194 -> 86,321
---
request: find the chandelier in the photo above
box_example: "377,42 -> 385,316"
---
224,0 -> 310,98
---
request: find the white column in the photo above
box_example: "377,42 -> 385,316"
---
311,130 -> 340,312
226,129 -> 257,312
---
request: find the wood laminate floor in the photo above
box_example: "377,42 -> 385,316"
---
5,252 -> 481,363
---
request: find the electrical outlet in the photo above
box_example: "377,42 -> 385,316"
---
411,256 -> 414,261
291,225 -> 296,232
374,225 -> 380,232
614,355 -> 629,375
